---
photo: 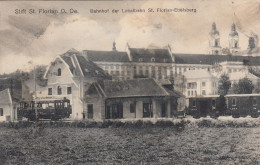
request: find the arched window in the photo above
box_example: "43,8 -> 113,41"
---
215,40 -> 218,47
57,86 -> 62,95
234,42 -> 238,48
151,58 -> 155,62
57,68 -> 61,76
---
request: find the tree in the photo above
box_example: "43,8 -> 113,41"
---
232,78 -> 254,94
217,74 -> 231,116
222,47 -> 232,55
218,73 -> 231,96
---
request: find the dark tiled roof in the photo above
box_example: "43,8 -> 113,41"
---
60,49 -> 111,79
129,48 -> 173,63
75,55 -> 111,79
101,78 -> 181,98
174,53 -> 260,65
83,50 -> 129,62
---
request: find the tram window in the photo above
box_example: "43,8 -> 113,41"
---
48,103 -> 55,107
42,104 -> 47,109
37,103 -> 42,108
24,103 -> 28,108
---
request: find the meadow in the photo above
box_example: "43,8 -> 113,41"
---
0,117 -> 260,164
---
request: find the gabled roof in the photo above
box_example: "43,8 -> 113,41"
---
83,50 -> 130,62
99,78 -> 181,98
129,48 -> 173,63
0,88 -> 12,105
45,49 -> 111,79
174,53 -> 260,65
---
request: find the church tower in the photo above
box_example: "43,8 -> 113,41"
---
229,23 -> 240,55
209,22 -> 222,55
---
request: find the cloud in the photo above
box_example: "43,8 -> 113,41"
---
1,0 -> 260,74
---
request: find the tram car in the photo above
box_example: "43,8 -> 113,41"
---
186,95 -> 220,118
18,98 -> 72,121
225,94 -> 260,118
187,94 -> 260,118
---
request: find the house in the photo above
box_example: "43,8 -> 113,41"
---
38,48 -> 111,120
184,70 -> 219,97
0,89 -> 17,122
84,78 -> 183,120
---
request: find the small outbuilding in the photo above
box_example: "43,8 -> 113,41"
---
0,88 -> 16,122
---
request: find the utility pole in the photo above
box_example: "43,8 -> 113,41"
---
34,66 -> 38,121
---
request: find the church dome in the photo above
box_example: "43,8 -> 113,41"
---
210,22 -> 219,36
229,23 -> 238,37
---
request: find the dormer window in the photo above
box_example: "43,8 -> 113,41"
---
139,58 -> 143,62
57,68 -> 61,76
151,58 -> 155,62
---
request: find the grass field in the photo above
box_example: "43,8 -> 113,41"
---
0,118 -> 260,164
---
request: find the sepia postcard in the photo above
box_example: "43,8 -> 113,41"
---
1,0 -> 260,164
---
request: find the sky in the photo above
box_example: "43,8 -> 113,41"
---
1,0 -> 260,74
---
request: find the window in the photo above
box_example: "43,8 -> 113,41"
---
116,71 -> 119,75
145,70 -> 149,77
212,82 -> 216,87
67,87 -> 72,95
253,98 -> 257,106
130,103 -> 136,113
121,71 -> 124,76
151,67 -> 156,78
202,90 -> 206,95
116,65 -> 119,69
57,68 -> 61,76
234,42 -> 238,48
57,86 -> 62,95
139,58 -> 143,62
192,100 -> 196,107
87,104 -> 93,119
0,108 -> 3,116
48,88 -> 52,95
188,82 -> 197,89
143,103 -> 153,118
202,82 -> 206,87
212,100 -> 216,107
232,98 -> 236,106
138,69 -> 143,75
191,91 -> 194,96
151,57 -> 155,62
111,65 -> 114,69
188,91 -> 190,96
